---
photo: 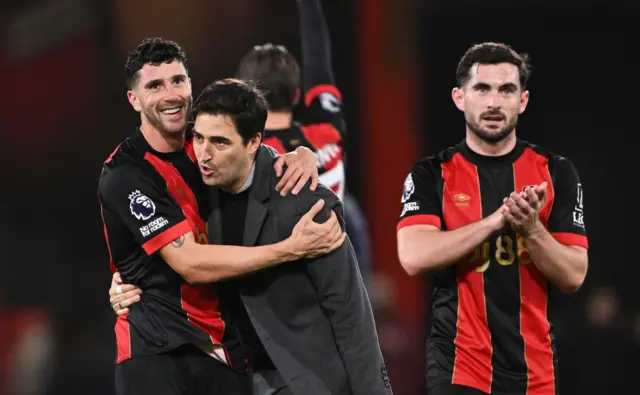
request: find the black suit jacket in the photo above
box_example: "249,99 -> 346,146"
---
208,146 -> 392,395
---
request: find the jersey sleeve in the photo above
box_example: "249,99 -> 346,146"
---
303,85 -> 345,135
99,165 -> 191,255
298,0 -> 345,134
548,158 -> 588,249
397,161 -> 443,231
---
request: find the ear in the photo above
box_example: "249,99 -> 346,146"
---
452,87 -> 465,112
127,90 -> 142,112
519,90 -> 530,114
247,132 -> 262,155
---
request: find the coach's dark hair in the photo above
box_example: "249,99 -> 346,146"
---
192,78 -> 268,145
125,37 -> 188,89
456,42 -> 532,89
236,43 -> 300,112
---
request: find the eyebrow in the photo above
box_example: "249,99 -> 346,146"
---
472,82 -> 491,89
498,82 -> 518,91
192,129 -> 232,143
144,79 -> 163,89
143,74 -> 187,89
471,82 -> 518,91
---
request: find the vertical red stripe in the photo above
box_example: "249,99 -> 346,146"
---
115,315 -> 132,363
443,153 -> 492,393
102,144 -> 121,272
358,0 -> 423,330
144,153 -> 225,345
98,200 -> 116,273
100,198 -> 131,362
513,148 -> 555,395
184,139 -> 197,163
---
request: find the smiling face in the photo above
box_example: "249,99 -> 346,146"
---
127,59 -> 192,137
452,62 -> 529,144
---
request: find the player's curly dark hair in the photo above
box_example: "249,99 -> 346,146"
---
192,78 -> 268,145
236,43 -> 301,112
124,37 -> 188,89
456,42 -> 532,89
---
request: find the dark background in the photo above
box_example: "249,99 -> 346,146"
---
0,0 -> 635,394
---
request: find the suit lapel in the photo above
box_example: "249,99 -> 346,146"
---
243,145 -> 276,246
243,196 -> 267,246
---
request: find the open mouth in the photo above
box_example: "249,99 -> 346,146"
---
160,106 -> 183,116
200,165 -> 215,176
482,115 -> 504,122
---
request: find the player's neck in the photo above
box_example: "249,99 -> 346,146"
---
264,112 -> 293,130
140,121 -> 185,153
465,129 -> 517,157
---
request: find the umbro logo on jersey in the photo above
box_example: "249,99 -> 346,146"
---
452,193 -> 471,207
453,193 -> 470,202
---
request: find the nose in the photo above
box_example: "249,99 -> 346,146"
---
164,84 -> 181,100
197,141 -> 213,163
486,91 -> 502,109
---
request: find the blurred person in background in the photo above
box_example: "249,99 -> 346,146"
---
99,37 -> 343,395
566,285 -> 628,394
0,200 -> 53,395
235,0 -> 372,283
0,300 -> 53,395
396,42 -> 589,395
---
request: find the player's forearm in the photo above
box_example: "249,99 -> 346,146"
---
184,241 -> 298,284
298,0 -> 335,88
524,224 -> 588,293
398,218 -> 497,275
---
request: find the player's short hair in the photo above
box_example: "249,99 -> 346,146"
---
236,43 -> 300,112
192,78 -> 268,145
456,42 -> 532,89
125,37 -> 188,89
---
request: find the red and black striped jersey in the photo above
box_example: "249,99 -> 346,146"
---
397,139 -> 588,395
263,84 -> 345,200
98,128 -> 225,363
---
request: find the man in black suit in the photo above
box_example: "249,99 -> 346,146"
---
110,78 -> 392,395
198,79 -> 391,395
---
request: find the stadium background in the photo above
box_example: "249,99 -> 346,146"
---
0,0 -> 635,394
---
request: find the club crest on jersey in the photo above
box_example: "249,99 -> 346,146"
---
129,190 -> 156,221
402,173 -> 415,203
522,185 -> 547,207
